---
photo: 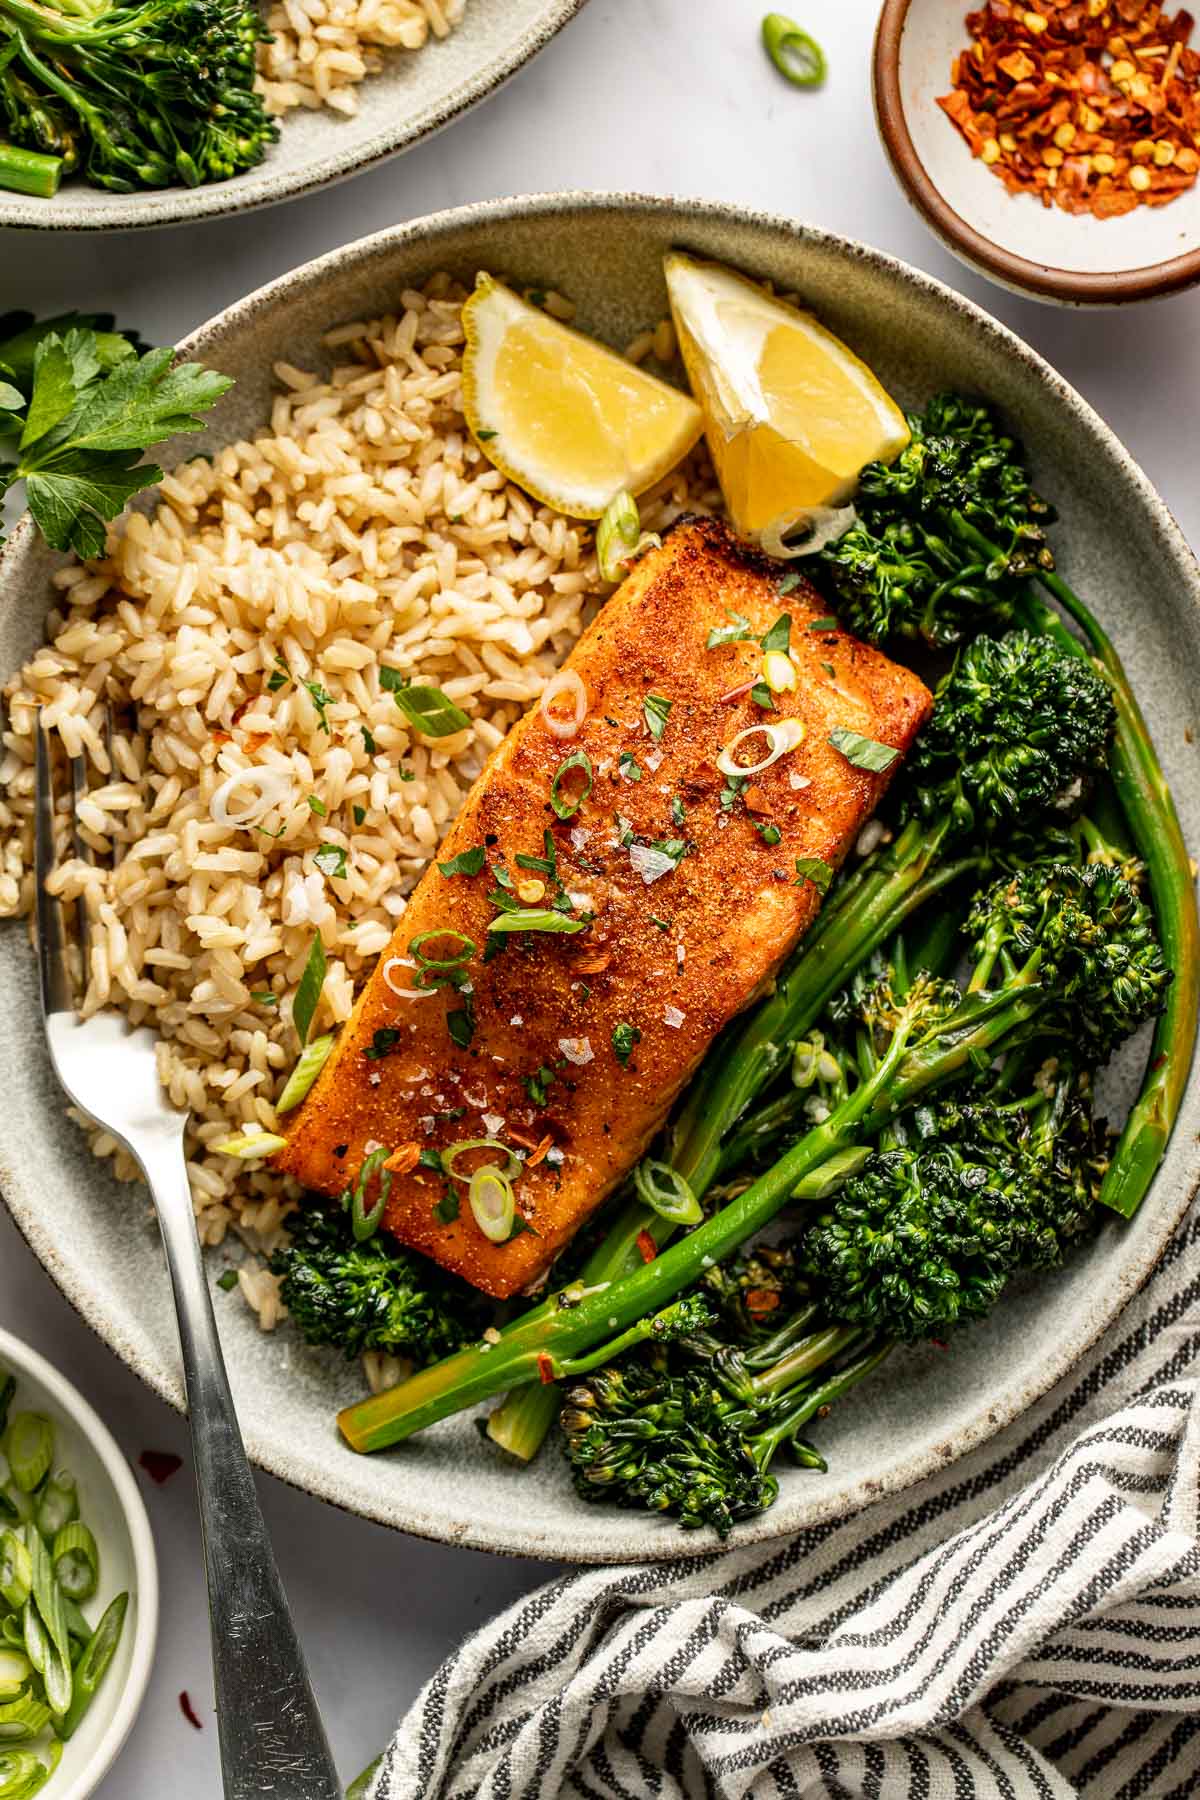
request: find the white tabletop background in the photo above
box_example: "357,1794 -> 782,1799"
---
2,0 -> 1199,1792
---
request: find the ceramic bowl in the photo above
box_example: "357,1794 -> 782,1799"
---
0,0 -> 587,232
0,1327 -> 158,1797
874,0 -> 1200,304
2,193 -> 1199,1562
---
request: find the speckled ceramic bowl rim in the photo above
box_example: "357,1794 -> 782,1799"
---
3,191 -> 1199,1561
2,0 -> 589,234
872,0 -> 1200,306
0,1327 -> 159,1796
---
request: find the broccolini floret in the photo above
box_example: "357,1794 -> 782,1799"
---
271,1203 -> 493,1365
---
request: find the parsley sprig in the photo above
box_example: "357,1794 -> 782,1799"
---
0,316 -> 231,559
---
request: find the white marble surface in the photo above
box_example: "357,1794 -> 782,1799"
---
2,0 -> 1199,1792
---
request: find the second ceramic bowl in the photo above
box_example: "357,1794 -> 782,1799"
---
874,0 -> 1200,304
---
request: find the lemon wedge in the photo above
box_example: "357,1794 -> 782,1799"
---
663,253 -> 910,544
461,274 -> 704,520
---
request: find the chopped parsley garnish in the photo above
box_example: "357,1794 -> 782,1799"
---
476,427 -> 498,442
808,616 -> 839,632
707,610 -> 756,650
618,750 -> 643,783
719,772 -> 746,813
419,1148 -> 445,1172
820,661 -> 835,677
755,823 -> 782,846
759,614 -> 792,655
361,724 -> 377,754
446,1005 -> 475,1049
302,678 -> 333,734
364,1027 -> 401,1060
267,656 -> 290,693
670,794 -> 686,826
251,990 -> 278,1006
399,768 -> 415,783
777,573 -> 802,596
643,692 -> 672,741
829,728 -> 899,774
524,1064 -> 557,1107
353,805 -> 367,826
515,830 -> 557,877
649,836 -> 688,867
307,794 -> 327,817
794,856 -> 834,894
216,1269 -> 238,1292
750,681 -> 776,710
550,748 -> 593,820
650,915 -> 671,931
438,845 -> 486,879
612,1021 -> 642,1066
313,842 -> 348,881
432,1189 -> 460,1225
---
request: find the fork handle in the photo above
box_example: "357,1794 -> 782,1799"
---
144,1142 -> 343,1799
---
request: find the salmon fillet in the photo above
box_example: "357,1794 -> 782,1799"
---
275,517 -> 932,1297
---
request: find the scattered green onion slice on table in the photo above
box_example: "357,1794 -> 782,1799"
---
276,1032 -> 335,1114
761,13 -> 826,87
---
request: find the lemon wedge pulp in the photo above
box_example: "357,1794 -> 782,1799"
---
461,274 -> 704,521
663,252 -> 910,542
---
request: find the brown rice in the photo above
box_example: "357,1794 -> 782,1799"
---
257,0 -> 466,122
0,274 -> 718,1343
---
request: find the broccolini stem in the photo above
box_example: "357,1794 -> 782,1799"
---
337,1000 -> 971,1452
672,819 -> 979,1195
749,1323 -> 861,1396
749,1340 -> 893,1470
0,138 -> 62,196
951,510 -> 1199,1220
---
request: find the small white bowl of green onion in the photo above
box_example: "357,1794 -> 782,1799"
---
0,1328 -> 158,1799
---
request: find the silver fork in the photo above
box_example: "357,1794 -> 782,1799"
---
34,719 -> 343,1800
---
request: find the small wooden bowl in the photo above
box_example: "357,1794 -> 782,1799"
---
873,0 -> 1200,305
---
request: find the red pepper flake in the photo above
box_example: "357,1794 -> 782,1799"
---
537,1353 -> 556,1384
179,1690 -> 203,1730
636,1229 -> 658,1264
524,1133 -> 555,1169
138,1450 -> 183,1485
745,1287 -> 781,1316
938,0 -> 1200,217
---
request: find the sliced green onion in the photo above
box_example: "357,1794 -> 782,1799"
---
634,1158 -> 702,1226
442,1138 -> 522,1183
486,909 -> 587,935
408,928 -> 476,969
58,1592 -> 127,1742
762,13 -> 826,87
549,749 -> 594,820
0,1654 -> 29,1700
0,1748 -> 53,1794
52,1523 -> 98,1603
596,491 -> 661,583
468,1165 -> 516,1244
4,1418 -> 51,1496
211,1131 -> 287,1159
0,1536 -> 30,1613
0,1622 -> 22,1653
276,1032 -> 335,1115
391,683 -> 471,739
349,1146 -> 393,1243
0,1686 -> 51,1744
292,930 -> 327,1046
34,1472 -> 76,1542
28,1531 -> 71,1692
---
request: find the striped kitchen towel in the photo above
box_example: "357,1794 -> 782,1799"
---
375,1201 -> 1200,1799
